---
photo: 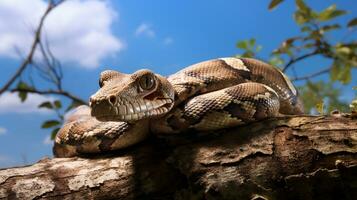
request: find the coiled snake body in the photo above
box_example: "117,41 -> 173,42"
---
54,57 -> 304,157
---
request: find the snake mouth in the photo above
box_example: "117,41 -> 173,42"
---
91,98 -> 174,122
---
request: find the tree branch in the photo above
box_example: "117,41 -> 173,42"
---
0,115 -> 356,199
282,51 -> 319,72
0,1 -> 62,95
291,67 -> 331,81
11,88 -> 87,105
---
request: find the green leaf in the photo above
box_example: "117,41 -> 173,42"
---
268,0 -> 284,10
249,38 -> 256,46
38,101 -> 53,109
41,120 -> 60,129
350,99 -> 357,112
330,63 -> 340,82
294,0 -> 313,25
54,100 -> 62,109
321,24 -> 341,32
16,81 -> 30,102
339,66 -> 352,84
310,10 -> 319,19
330,61 -> 352,84
295,0 -> 309,13
51,128 -> 60,140
294,11 -> 309,24
336,46 -> 352,55
236,40 -> 249,50
318,5 -> 346,21
327,10 -> 347,20
17,81 -> 31,90
18,91 -> 27,102
316,100 -> 325,115
347,18 -> 357,27
353,86 -> 357,90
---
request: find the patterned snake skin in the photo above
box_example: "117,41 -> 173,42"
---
53,57 -> 304,157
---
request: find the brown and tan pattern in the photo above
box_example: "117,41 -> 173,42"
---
54,57 -> 304,157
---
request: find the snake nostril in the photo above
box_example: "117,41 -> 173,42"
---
109,95 -> 117,105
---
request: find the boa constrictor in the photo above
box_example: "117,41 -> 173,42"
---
53,57 -> 304,157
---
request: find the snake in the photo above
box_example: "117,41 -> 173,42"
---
53,57 -> 304,157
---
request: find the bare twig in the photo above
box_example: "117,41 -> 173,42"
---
36,36 -> 63,89
291,67 -> 331,81
0,2 -> 56,95
282,51 -> 319,72
44,36 -> 63,85
0,0 -> 87,114
11,88 -> 87,105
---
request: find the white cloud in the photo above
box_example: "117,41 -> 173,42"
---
0,0 -> 123,68
0,92 -> 54,114
0,127 -> 7,135
163,37 -> 173,45
43,135 -> 53,145
135,23 -> 155,38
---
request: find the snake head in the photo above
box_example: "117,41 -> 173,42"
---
89,69 -> 175,122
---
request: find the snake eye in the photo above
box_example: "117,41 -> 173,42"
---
139,74 -> 155,90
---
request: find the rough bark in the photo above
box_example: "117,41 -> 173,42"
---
0,115 -> 356,200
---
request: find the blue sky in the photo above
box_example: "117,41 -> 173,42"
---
0,0 -> 356,168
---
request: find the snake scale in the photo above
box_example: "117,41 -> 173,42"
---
53,57 -> 304,157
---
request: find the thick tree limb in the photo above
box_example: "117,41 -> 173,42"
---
0,115 -> 356,199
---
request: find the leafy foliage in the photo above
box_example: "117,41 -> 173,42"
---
298,81 -> 348,113
348,18 -> 357,27
42,120 -> 61,129
351,99 -> 357,112
39,101 -> 54,109
237,0 -> 356,113
38,100 -> 66,139
351,87 -> 357,112
268,0 -> 284,10
16,81 -> 33,102
315,100 -> 324,115
236,38 -> 262,58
